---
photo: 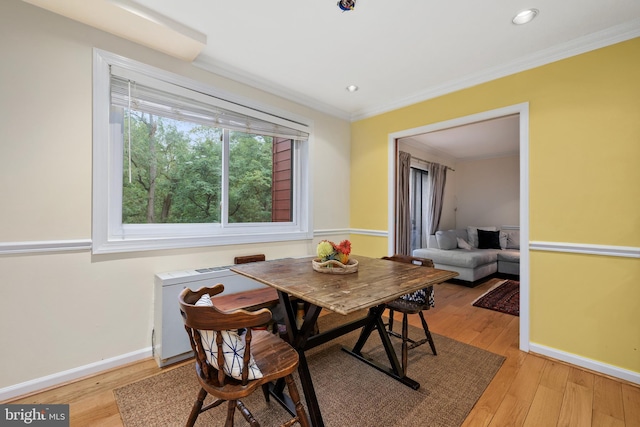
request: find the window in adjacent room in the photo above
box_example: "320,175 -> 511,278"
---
93,50 -> 312,253
410,167 -> 429,251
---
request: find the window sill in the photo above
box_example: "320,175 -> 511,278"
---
92,230 -> 313,254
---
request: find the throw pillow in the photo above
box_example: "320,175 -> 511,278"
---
195,293 -> 213,307
435,230 -> 457,250
506,230 -> 520,249
499,231 -> 508,249
477,229 -> 501,249
466,226 -> 498,248
457,237 -> 472,250
195,293 -> 263,380
401,287 -> 435,307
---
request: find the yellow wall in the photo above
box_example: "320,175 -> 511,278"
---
350,38 -> 640,373
349,234 -> 389,259
531,251 -> 640,369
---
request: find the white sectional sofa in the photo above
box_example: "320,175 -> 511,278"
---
413,226 -> 520,283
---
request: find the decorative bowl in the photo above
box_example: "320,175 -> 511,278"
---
312,258 -> 358,274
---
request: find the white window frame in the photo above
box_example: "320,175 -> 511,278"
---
92,49 -> 313,254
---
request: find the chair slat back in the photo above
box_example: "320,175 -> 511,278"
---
179,284 -> 272,385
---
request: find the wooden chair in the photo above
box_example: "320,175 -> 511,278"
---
382,255 -> 437,376
179,284 -> 310,427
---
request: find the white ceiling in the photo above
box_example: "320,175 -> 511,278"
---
22,0 -> 640,159
135,0 -> 640,121
400,114 -> 521,161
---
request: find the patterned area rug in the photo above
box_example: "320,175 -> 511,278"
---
115,312 -> 505,426
472,279 -> 520,316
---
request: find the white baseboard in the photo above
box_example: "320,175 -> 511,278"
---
2,343 -> 637,403
0,347 -> 152,402
529,343 -> 640,385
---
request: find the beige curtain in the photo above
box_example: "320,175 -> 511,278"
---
426,162 -> 448,236
396,151 -> 411,255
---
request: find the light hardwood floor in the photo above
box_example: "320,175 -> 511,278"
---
5,277 -> 640,426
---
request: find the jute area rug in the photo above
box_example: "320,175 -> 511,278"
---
472,279 -> 520,316
115,312 -> 504,427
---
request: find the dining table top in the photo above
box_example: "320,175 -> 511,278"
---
231,255 -> 459,315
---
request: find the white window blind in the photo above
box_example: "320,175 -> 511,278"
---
110,66 -> 309,141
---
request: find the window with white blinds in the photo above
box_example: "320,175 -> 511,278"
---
92,50 -> 312,254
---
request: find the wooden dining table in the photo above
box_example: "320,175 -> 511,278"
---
231,254 -> 458,427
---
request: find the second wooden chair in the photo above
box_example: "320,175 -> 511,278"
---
382,255 -> 437,376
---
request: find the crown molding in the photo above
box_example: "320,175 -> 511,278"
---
191,18 -> 640,123
350,19 -> 640,121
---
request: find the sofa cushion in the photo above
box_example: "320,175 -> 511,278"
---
467,226 -> 498,248
504,229 -> 520,249
435,230 -> 458,250
478,229 -> 501,249
497,250 -> 520,263
457,237 -> 472,250
499,231 -> 508,249
453,229 -> 469,240
413,247 -> 499,269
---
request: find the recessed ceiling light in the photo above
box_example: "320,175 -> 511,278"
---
512,8 -> 539,25
346,85 -> 359,92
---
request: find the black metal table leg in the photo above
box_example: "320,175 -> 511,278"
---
276,291 -> 325,427
268,295 -> 421,427
341,305 -> 420,390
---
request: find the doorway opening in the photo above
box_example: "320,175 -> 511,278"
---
387,103 -> 530,352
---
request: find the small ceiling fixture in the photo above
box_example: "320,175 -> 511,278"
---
338,0 -> 356,12
346,85 -> 359,92
512,8 -> 539,25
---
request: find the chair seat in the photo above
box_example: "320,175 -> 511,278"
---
196,330 -> 299,401
385,298 -> 428,314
